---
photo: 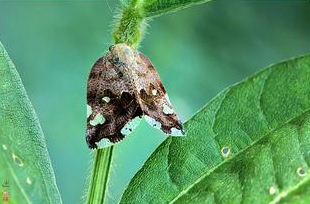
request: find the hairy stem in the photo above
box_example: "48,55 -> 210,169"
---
113,4 -> 145,48
85,147 -> 114,204
113,0 -> 215,47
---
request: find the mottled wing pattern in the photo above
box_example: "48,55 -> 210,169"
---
86,56 -> 142,149
133,53 -> 185,136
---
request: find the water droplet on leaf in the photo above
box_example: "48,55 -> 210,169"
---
26,177 -> 32,185
2,144 -> 7,150
269,186 -> 276,195
297,167 -> 306,177
221,146 -> 231,158
12,153 -> 24,167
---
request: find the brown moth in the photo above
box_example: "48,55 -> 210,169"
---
86,43 -> 185,149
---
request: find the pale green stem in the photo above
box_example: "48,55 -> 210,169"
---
85,147 -> 114,204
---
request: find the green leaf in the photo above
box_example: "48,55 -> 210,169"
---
142,0 -> 215,18
279,181 -> 310,204
85,147 -> 114,204
113,0 -> 215,47
0,41 -> 62,204
120,55 -> 310,204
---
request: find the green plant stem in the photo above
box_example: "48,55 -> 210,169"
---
113,0 -> 215,47
85,147 -> 114,204
113,4 -> 145,48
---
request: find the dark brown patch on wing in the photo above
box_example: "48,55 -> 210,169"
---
133,52 -> 185,136
86,55 -> 142,149
108,132 -> 125,143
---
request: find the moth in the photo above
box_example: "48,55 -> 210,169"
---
86,43 -> 185,149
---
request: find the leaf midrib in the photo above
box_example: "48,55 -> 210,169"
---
269,175 -> 310,204
168,108 -> 310,204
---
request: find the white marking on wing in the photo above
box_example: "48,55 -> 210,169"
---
165,93 -> 172,104
121,116 -> 142,135
87,104 -> 92,118
163,104 -> 174,115
152,89 -> 158,96
97,138 -> 113,149
102,96 -> 110,103
170,127 -> 185,136
90,113 -> 105,126
144,115 -> 162,130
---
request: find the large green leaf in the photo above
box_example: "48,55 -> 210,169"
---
0,42 -> 62,204
120,55 -> 310,204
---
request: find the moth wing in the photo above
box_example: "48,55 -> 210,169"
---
134,53 -> 185,136
86,56 -> 142,149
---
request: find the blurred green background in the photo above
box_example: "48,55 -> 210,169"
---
0,1 -> 309,204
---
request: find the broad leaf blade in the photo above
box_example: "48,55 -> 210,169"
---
0,42 -> 62,204
120,55 -> 310,204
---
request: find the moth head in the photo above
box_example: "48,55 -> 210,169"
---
108,43 -> 136,65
